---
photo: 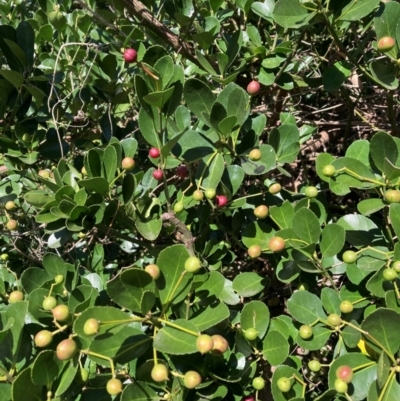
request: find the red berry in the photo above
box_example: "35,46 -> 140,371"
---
336,365 -> 353,383
377,36 -> 395,53
123,48 -> 137,63
145,264 -> 160,280
153,169 -> 163,180
149,148 -> 160,158
216,195 -> 228,207
52,305 -> 70,322
211,334 -> 228,355
176,165 -> 188,178
56,339 -> 78,361
247,80 -> 260,95
268,237 -> 285,252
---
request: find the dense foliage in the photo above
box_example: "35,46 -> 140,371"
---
1,0 -> 400,400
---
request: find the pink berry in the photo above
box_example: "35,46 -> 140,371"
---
176,165 -> 188,178
153,169 -> 163,180
247,81 -> 260,95
123,48 -> 137,63
149,148 -> 160,158
216,195 -> 228,207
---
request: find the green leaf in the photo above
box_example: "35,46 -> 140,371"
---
358,198 -> 385,216
121,137 -> 138,159
11,368 -> 42,401
232,272 -> 268,297
321,287 -> 341,315
31,350 -> 62,386
337,214 -> 380,246
172,130 -> 216,162
0,318 -> 14,344
370,60 -> 398,90
196,152 -> 224,189
241,300 -> 270,338
242,221 -> 276,249
389,204 -> 400,241
361,308 -> 400,356
121,382 -> 158,401
322,61 -> 352,91
16,21 -> 35,69
320,224 -> 345,257
269,201 -> 294,230
273,0 -> 314,28
107,268 -> 155,313
292,208 -> 321,245
6,301 -> 28,354
156,245 -> 192,310
262,331 -> 289,365
138,108 -> 159,148
21,267 -> 51,294
370,131 -> 398,174
122,173 -> 136,204
89,325 -> 150,365
252,1 -> 274,21
143,86 -> 175,109
78,178 -> 109,195
104,144 -> 118,183
287,291 -> 327,324
189,303 -> 230,331
154,319 -> 198,354
0,70 -> 24,88
135,214 -> 162,241
338,0 -> 380,21
184,78 -> 215,124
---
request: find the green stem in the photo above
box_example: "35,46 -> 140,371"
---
156,318 -> 199,336
198,151 -> 218,189
377,369 -> 396,401
335,167 -> 385,187
160,271 -> 187,316
81,349 -> 116,377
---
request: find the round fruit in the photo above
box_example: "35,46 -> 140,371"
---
34,330 -> 53,347
252,377 -> 265,390
216,195 -> 228,207
184,256 -> 201,273
384,189 -> 400,203
205,188 -> 216,199
269,183 -> 281,194
174,202 -> 184,213
9,290 -> 24,303
304,186 -> 318,198
242,396 -> 255,401
81,166 -> 87,176
38,169 -> 50,179
193,190 -> 204,201
342,250 -> 357,264
336,365 -> 353,383
151,364 -> 169,382
42,296 -> 57,310
247,80 -> 260,95
80,368 -> 89,382
299,325 -> 313,339
6,220 -> 18,230
322,165 -> 336,177
244,328 -> 258,341
106,378 -> 123,395
52,304 -> 70,322
54,274 -> 64,284
377,36 -> 396,53
56,339 -> 78,361
153,169 -> 163,180
5,201 -> 16,210
254,205 -> 268,219
334,378 -> 348,394
145,264 -> 160,280
383,268 -> 398,281
22,133 -> 32,142
83,318 -> 100,336
176,165 -> 188,178
276,377 -> 292,392
123,48 -> 137,63
327,313 -> 342,326
78,232 -> 86,239
149,147 -> 160,158
121,157 -> 135,170
340,300 -> 354,314
308,360 -> 321,372
249,149 -> 262,161
196,334 -> 214,354
0,253 -> 9,261
184,370 -> 202,389
248,245 -> 262,259
211,334 -> 228,355
268,237 -> 285,252
392,260 -> 400,273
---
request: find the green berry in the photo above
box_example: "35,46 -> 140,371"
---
299,325 -> 313,339
9,290 -> 24,303
304,186 -> 318,198
308,360 -> 321,372
383,268 -> 398,282
106,378 -> 123,395
342,250 -> 357,264
327,313 -> 342,326
174,202 -> 184,213
244,328 -> 258,341
205,188 -> 216,199
322,165 -> 336,177
340,300 -> 353,314
54,274 -> 64,284
334,378 -> 348,394
42,296 -> 57,310
184,256 -> 201,273
276,377 -> 292,392
252,377 -> 265,390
